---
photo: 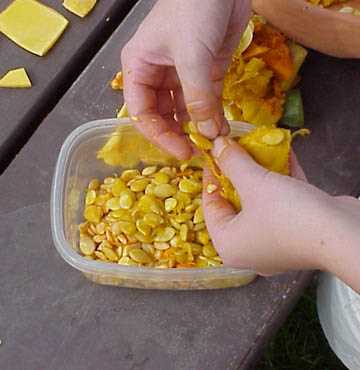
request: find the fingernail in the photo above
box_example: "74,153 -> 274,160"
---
197,119 -> 219,139
213,137 -> 229,159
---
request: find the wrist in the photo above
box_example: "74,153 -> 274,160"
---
318,199 -> 360,291
279,192 -> 337,272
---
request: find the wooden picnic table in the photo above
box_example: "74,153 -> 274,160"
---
0,1 -> 359,369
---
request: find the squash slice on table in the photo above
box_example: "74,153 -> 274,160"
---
62,0 -> 97,18
0,68 -> 31,88
0,0 -> 68,56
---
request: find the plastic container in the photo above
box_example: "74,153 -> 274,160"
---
317,198 -> 360,369
51,118 -> 257,290
317,272 -> 360,370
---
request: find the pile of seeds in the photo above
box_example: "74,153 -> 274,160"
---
79,164 -> 222,268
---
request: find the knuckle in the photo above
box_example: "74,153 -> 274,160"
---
121,42 -> 136,65
175,46 -> 204,65
120,44 -> 130,63
187,99 -> 216,117
218,144 -> 240,170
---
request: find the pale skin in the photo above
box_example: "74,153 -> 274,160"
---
121,0 -> 360,293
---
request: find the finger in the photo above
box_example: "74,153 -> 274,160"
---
175,48 -> 223,139
126,83 -> 191,160
212,136 -> 268,204
212,64 -> 230,135
156,89 -> 184,135
173,87 -> 191,124
202,168 -> 236,235
217,113 -> 230,135
122,56 -> 192,160
173,84 -> 229,136
290,151 -> 308,182
220,0 -> 251,60
220,121 -> 230,136
123,57 -> 180,90
157,89 -> 174,116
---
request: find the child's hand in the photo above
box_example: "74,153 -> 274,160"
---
202,137 -> 360,293
121,0 -> 251,159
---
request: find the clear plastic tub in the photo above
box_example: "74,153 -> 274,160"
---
51,118 -> 257,290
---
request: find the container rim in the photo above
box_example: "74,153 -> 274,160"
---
51,118 -> 255,279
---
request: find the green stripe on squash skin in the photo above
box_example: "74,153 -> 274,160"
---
280,89 -> 305,128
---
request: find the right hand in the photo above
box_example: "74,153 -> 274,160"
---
121,0 -> 251,159
202,137 -> 360,293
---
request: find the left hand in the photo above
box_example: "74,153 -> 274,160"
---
121,0 -> 251,159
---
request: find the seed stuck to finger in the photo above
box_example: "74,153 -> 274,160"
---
206,183 -> 218,194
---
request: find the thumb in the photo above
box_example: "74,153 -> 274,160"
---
175,49 -> 226,139
212,136 -> 269,206
202,167 -> 236,236
290,151 -> 308,182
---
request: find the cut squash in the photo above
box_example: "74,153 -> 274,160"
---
0,0 -> 68,56
222,18 -> 299,126
62,0 -> 97,18
237,20 -> 254,54
239,127 -> 292,175
0,68 -> 31,88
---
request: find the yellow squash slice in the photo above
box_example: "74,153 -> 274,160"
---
0,0 -> 69,56
62,0 -> 97,18
237,20 -> 254,55
117,102 -> 129,118
97,128 -> 175,168
239,126 -> 292,175
0,67 -> 31,88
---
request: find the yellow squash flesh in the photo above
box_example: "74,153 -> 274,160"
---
199,126 -> 293,211
0,0 -> 68,56
62,0 -> 97,18
239,127 -> 292,175
97,128 -> 175,168
0,67 -> 31,88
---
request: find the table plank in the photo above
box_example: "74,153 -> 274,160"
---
296,50 -> 360,196
0,0 -> 136,171
0,1 -> 359,370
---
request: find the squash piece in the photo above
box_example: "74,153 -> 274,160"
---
281,42 -> 308,91
236,20 -> 254,55
62,0 -> 97,18
97,127 -> 174,168
117,102 -> 129,118
202,126 -> 294,211
242,44 -> 270,60
222,18 -> 302,127
240,96 -> 284,127
0,0 -> 69,56
251,22 -> 294,80
280,89 -> 305,128
239,127 -> 292,175
0,68 -> 31,88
